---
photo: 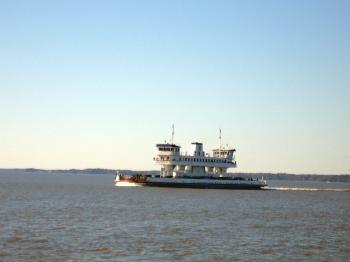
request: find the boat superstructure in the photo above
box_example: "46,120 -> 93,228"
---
154,142 -> 236,178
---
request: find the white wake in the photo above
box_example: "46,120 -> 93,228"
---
114,182 -> 142,187
265,187 -> 350,192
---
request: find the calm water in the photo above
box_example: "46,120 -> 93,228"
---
0,171 -> 349,261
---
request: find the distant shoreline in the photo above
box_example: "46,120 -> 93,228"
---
0,168 -> 349,183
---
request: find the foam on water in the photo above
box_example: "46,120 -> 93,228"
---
115,181 -> 142,187
265,186 -> 350,192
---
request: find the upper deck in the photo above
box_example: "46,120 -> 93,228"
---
154,142 -> 237,168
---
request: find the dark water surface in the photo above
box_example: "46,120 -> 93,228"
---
0,171 -> 349,261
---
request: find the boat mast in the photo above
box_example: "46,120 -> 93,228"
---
171,124 -> 174,144
219,128 -> 222,157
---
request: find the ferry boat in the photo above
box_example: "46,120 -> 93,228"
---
115,129 -> 267,189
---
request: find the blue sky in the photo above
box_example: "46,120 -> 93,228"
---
1,0 -> 349,174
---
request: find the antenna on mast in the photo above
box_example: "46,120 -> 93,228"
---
219,128 -> 222,157
171,124 -> 174,144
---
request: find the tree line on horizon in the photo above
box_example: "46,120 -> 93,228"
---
1,168 -> 349,182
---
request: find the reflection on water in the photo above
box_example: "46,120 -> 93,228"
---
0,171 -> 349,261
